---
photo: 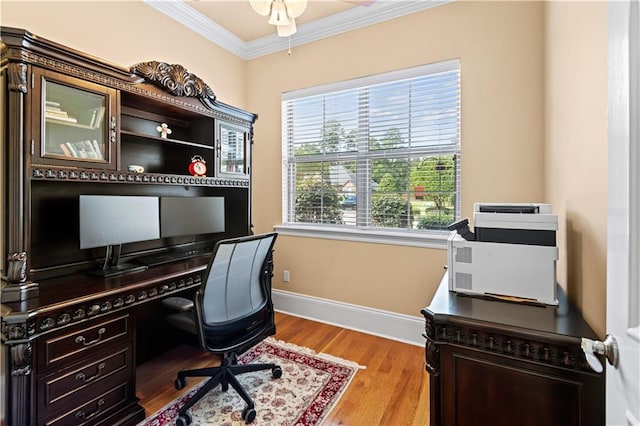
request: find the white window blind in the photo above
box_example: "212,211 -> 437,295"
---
281,59 -> 460,240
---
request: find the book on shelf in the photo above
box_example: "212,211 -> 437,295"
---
45,114 -> 78,123
59,143 -> 73,157
80,109 -> 97,126
90,106 -> 105,128
46,111 -> 69,118
45,101 -> 83,124
45,105 -> 78,123
90,139 -> 102,155
78,106 -> 105,128
60,139 -> 102,159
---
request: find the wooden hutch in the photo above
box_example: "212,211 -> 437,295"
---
1,27 -> 257,425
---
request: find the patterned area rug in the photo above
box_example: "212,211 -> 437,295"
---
138,337 -> 364,425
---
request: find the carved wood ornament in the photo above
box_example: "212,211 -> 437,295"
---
131,61 -> 216,107
7,63 -> 28,94
7,251 -> 27,283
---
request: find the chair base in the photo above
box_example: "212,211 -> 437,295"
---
175,353 -> 282,425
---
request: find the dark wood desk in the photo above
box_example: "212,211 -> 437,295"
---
421,272 -> 605,426
1,257 -> 208,426
1,27 -> 258,426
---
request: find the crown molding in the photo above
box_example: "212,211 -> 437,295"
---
145,0 -> 451,60
245,0 -> 451,58
144,0 -> 248,58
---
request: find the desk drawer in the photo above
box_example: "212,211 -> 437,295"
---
43,381 -> 132,426
38,314 -> 131,371
39,345 -> 132,413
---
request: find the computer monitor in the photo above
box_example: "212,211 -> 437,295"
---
160,196 -> 225,238
79,195 -> 160,277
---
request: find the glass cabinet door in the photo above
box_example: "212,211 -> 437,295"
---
33,68 -> 117,169
217,122 -> 249,177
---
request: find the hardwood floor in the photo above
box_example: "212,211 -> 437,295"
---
136,312 -> 431,425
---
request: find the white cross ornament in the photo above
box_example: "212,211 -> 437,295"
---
156,123 -> 172,139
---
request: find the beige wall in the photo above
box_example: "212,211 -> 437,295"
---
0,0 -> 608,331
248,1 -> 546,316
0,0 -> 248,109
545,1 -> 608,336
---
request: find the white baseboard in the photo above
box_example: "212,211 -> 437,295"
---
272,289 -> 426,347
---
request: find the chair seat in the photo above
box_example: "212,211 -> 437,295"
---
166,311 -> 197,335
167,309 -> 275,353
162,296 -> 194,312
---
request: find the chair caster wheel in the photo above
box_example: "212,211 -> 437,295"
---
221,382 -> 229,391
176,412 -> 192,426
272,366 -> 282,379
242,406 -> 256,424
175,377 -> 186,390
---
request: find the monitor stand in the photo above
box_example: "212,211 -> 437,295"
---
87,244 -> 148,278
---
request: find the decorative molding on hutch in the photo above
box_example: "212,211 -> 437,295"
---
131,61 -> 217,105
4,46 -> 253,125
30,166 -> 250,187
7,62 -> 27,93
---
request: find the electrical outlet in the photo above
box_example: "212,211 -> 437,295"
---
283,270 -> 290,282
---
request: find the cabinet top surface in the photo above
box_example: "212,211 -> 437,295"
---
422,271 -> 599,341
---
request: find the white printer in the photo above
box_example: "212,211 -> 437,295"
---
447,203 -> 559,305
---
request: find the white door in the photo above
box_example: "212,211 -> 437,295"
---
607,1 -> 640,424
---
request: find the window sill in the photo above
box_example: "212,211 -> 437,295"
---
273,224 -> 449,249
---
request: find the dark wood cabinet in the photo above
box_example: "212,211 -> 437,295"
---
31,67 -> 119,170
421,272 -> 605,426
36,313 -> 136,425
1,27 -> 258,426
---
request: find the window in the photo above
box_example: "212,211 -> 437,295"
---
280,59 -> 460,247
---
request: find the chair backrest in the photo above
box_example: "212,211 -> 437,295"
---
199,233 -> 277,326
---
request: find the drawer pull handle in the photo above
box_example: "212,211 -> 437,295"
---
75,362 -> 106,383
75,398 -> 105,421
75,327 -> 106,346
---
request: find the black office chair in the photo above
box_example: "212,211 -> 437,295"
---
165,233 -> 281,426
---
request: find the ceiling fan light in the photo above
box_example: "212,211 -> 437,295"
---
284,0 -> 307,18
268,1 -> 291,26
249,0 -> 271,16
276,18 -> 297,37
250,0 -> 307,37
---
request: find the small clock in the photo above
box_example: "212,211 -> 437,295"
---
188,155 -> 207,177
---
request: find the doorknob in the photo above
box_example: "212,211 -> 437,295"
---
581,334 -> 619,373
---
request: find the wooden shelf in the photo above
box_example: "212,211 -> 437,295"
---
45,117 -> 101,130
120,130 -> 214,150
